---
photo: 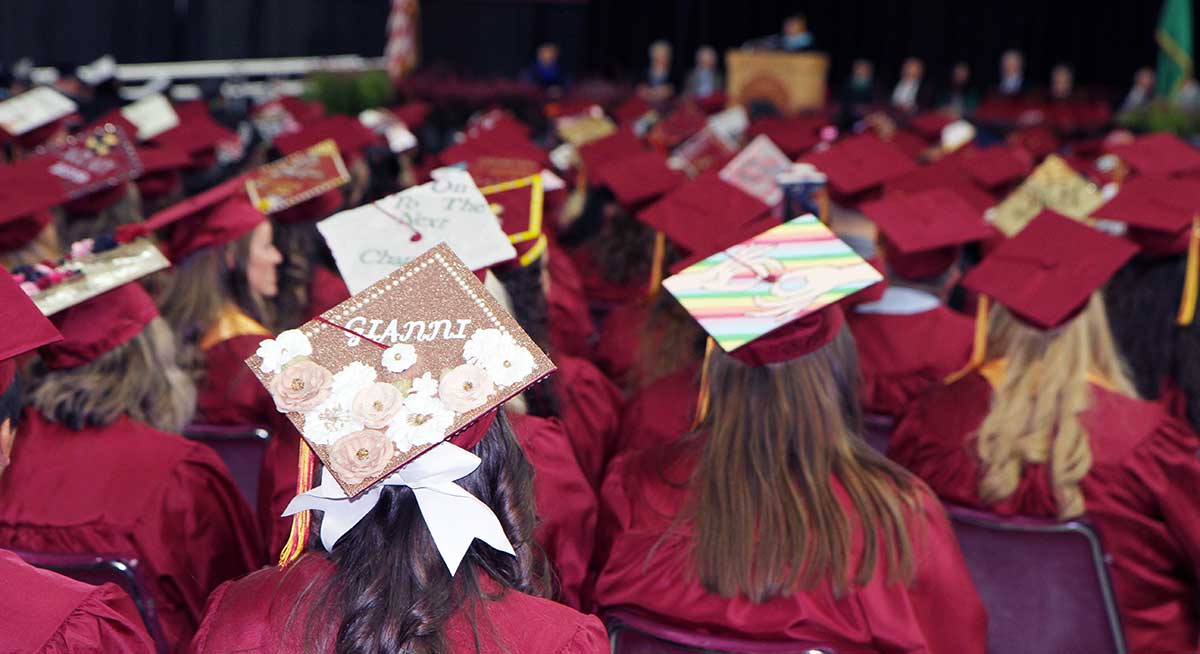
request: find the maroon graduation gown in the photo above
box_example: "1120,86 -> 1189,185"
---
611,362 -> 699,462
546,245 -> 597,360
0,549 -> 155,654
847,300 -> 975,418
888,369 -> 1200,654
0,410 -> 262,653
594,440 -> 986,653
510,413 -> 598,610
196,326 -> 302,563
189,556 -> 609,654
304,264 -> 350,320
556,355 -> 623,490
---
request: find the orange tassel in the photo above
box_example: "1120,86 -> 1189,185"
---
691,337 -> 716,430
1177,217 -> 1199,326
945,295 -> 989,384
277,441 -> 316,567
648,231 -> 667,297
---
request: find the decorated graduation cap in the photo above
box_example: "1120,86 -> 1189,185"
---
860,188 -> 997,279
35,124 -> 144,216
663,215 -> 882,420
1108,132 -> 1200,178
0,86 -> 78,148
946,211 -> 1138,382
478,172 -> 548,268
318,168 -> 516,294
244,139 -> 350,222
138,175 -> 266,263
0,271 -> 61,394
801,133 -> 918,196
1091,176 -> 1200,325
987,154 -> 1105,236
718,135 -> 794,208
246,244 -> 555,571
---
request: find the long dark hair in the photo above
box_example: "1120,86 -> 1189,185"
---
295,410 -> 548,654
1106,254 -> 1200,431
272,221 -> 339,331
494,261 -> 561,418
581,192 -> 655,286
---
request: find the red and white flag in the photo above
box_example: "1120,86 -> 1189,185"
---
385,0 -> 420,82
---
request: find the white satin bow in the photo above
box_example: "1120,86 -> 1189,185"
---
282,442 -> 516,575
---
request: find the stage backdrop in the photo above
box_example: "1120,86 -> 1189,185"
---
0,0 -> 1189,94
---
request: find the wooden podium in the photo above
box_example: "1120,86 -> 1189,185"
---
725,50 -> 829,114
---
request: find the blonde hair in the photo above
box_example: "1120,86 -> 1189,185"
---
976,293 -> 1136,520
27,318 -> 196,433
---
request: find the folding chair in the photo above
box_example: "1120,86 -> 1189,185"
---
182,423 -> 270,509
605,607 -> 839,654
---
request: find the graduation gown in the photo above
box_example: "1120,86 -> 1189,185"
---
0,549 -> 155,654
510,413 -> 598,610
304,264 -> 350,320
593,299 -> 649,392
611,362 -> 699,461
189,556 -> 609,654
194,306 -> 301,561
888,364 -> 1200,654
546,247 -> 596,360
594,440 -> 986,653
556,355 -> 623,490
847,288 -> 975,418
0,410 -> 262,653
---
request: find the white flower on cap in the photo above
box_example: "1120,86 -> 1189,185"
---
256,329 -> 313,374
388,392 -> 455,450
463,328 -> 535,387
381,343 -> 417,373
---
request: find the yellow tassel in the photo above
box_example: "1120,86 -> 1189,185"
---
691,337 -> 716,430
648,231 -> 667,297
277,441 -> 316,567
817,189 -> 831,226
945,295 -> 990,384
1177,217 -> 1199,326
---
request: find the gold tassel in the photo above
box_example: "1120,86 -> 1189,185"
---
277,441 -> 316,567
648,231 -> 667,297
817,189 -> 831,226
691,337 -> 716,430
1177,217 -> 1199,326
945,295 -> 990,384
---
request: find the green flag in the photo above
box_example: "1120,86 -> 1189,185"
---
1157,0 -> 1194,97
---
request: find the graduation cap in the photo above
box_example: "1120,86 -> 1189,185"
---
136,176 -> 266,263
745,115 -> 822,158
317,169 -> 516,294
577,129 -> 645,175
152,108 -> 239,169
1107,132 -> 1200,178
245,244 -> 555,570
860,188 -> 997,279
274,115 -> 381,164
0,271 -> 61,393
954,143 -> 1034,190
801,134 -> 918,196
0,159 -> 70,253
0,87 -> 78,147
244,139 -> 351,220
133,142 -> 192,203
1091,176 -> 1200,325
24,124 -> 143,216
947,211 -> 1138,382
662,214 -> 882,419
591,150 -> 687,210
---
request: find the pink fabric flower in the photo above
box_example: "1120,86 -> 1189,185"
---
350,382 -> 405,429
268,359 -> 334,412
327,429 -> 396,485
438,364 -> 495,413
70,239 -> 95,260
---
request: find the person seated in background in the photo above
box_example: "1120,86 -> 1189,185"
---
996,49 -> 1025,97
742,14 -> 815,51
890,57 -> 931,115
528,42 -> 567,94
0,281 -> 262,652
684,46 -> 722,100
1048,63 -> 1076,101
888,214 -> 1200,653
1118,67 -> 1155,114
637,40 -> 674,104
0,276 -> 156,654
595,300 -> 986,652
839,59 -> 878,128
940,61 -> 978,116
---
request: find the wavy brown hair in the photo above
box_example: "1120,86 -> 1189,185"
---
0,220 -> 60,271
976,293 -> 1135,520
271,221 -> 321,332
157,231 -> 272,374
288,410 -> 548,654
689,326 -> 919,600
26,317 -> 196,432
635,290 -> 708,388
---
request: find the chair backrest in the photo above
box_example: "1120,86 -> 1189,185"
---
860,412 -> 894,454
182,423 -> 270,509
604,608 -> 840,654
11,548 -> 169,654
945,504 -> 1127,654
